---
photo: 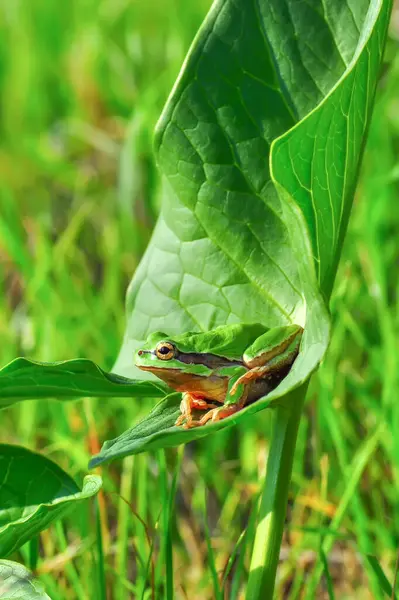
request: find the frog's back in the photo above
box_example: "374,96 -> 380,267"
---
174,323 -> 268,360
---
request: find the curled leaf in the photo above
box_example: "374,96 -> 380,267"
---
97,0 -> 390,456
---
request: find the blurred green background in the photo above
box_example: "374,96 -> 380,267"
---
1,1 -> 399,598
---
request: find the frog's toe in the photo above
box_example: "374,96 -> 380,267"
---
213,405 -> 240,421
181,419 -> 201,429
175,413 -> 187,427
199,404 -> 240,425
175,395 -> 221,428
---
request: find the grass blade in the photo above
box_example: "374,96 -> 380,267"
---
365,554 -> 396,599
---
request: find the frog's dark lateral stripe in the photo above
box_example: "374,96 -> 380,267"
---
176,352 -> 243,369
137,348 -> 242,370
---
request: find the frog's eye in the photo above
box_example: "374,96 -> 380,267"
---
155,341 -> 176,360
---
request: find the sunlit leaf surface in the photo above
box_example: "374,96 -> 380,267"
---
0,560 -> 51,599
92,0 -> 390,461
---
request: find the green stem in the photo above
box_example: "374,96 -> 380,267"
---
246,385 -> 307,599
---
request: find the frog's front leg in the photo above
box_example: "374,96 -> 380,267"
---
175,393 -> 219,428
198,372 -> 248,425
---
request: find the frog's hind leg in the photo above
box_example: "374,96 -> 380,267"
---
230,344 -> 300,397
229,364 -> 272,396
175,393 -> 219,428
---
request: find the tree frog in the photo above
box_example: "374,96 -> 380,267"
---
135,323 -> 303,429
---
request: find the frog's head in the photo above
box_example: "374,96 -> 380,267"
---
134,332 -> 202,391
135,332 -> 179,370
134,331 -> 239,395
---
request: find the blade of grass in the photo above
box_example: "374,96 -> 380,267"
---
115,455 -> 134,600
319,546 -> 335,600
318,356 -> 385,599
35,574 -> 65,600
230,491 -> 260,599
162,446 -> 183,600
221,529 -> 246,590
392,548 -> 399,600
136,454 -> 150,594
139,535 -> 156,600
54,520 -> 87,600
202,483 -> 223,600
305,423 -> 384,597
365,554 -> 397,599
95,496 -> 107,600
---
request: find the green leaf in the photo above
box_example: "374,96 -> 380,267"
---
95,0 -> 390,458
0,358 -> 166,409
90,391 -> 275,467
0,445 -> 102,557
0,560 -> 51,600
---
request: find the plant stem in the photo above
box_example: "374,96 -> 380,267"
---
247,385 -> 307,599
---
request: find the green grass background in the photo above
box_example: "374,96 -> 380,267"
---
1,1 -> 399,598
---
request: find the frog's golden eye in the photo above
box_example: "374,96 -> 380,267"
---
155,341 -> 176,360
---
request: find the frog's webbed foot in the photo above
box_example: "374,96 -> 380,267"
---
197,386 -> 249,426
230,342 -> 301,397
175,393 -> 219,429
198,404 -> 241,425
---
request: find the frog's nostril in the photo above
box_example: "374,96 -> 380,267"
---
138,350 -> 143,356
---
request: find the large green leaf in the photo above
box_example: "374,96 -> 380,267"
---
0,358 -> 166,409
92,0 -> 391,460
90,389 -> 275,467
0,560 -> 51,600
0,445 -> 101,557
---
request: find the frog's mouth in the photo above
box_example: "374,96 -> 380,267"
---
137,365 -> 171,374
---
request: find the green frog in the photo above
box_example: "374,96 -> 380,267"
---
135,323 -> 303,428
